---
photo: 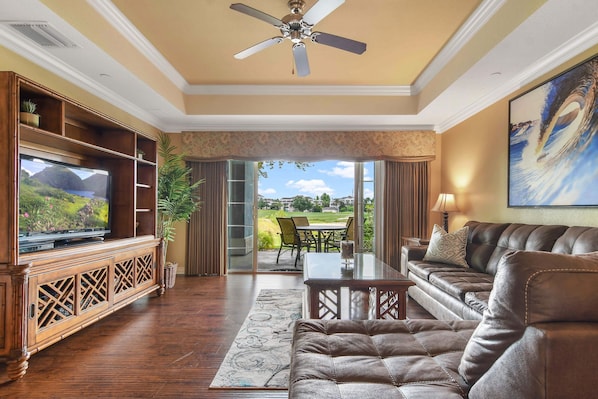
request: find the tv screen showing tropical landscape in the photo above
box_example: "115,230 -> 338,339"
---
19,156 -> 111,237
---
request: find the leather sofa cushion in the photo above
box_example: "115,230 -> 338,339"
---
428,272 -> 494,300
468,323 -> 598,399
552,226 -> 598,254
408,261 -> 466,281
290,319 -> 479,399
464,221 -> 510,272
464,291 -> 490,314
459,250 -> 598,386
485,224 -> 568,275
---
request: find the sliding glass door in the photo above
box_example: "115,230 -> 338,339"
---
226,160 -> 376,272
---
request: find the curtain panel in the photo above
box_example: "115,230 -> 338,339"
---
187,161 -> 227,276
382,161 -> 429,268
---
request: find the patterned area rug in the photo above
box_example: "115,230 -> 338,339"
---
210,288 -> 304,389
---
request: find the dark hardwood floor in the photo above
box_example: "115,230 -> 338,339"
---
0,273 -> 432,398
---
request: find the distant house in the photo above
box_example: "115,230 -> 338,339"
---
336,196 -> 354,205
280,197 -> 295,211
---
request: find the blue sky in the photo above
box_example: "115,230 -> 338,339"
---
21,157 -> 107,179
258,160 -> 373,200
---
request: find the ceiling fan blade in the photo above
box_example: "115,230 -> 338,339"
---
311,32 -> 366,54
292,42 -> 310,77
230,3 -> 285,27
234,37 -> 284,59
302,0 -> 344,26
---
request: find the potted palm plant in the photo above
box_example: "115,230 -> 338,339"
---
157,132 -> 203,288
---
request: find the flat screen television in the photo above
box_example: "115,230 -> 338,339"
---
18,155 -> 111,253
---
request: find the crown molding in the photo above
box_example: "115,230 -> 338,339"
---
87,0 -> 188,91
435,19 -> 598,133
412,0 -> 506,95
163,115 -> 434,133
0,23 -> 169,131
185,84 -> 412,96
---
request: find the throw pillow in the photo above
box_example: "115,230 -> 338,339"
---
423,224 -> 469,267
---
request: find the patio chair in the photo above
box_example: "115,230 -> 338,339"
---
325,216 -> 354,252
276,217 -> 299,264
290,217 -> 317,266
291,216 -> 317,246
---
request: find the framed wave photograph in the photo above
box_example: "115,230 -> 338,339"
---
508,54 -> 598,207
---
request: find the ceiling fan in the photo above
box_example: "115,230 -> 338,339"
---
230,0 -> 367,77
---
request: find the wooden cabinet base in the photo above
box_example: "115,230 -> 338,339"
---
1,237 -> 161,381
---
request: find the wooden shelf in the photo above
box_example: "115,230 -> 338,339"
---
20,124 -> 132,160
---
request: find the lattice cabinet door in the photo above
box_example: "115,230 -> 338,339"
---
114,248 -> 156,301
28,258 -> 111,345
136,252 -> 154,287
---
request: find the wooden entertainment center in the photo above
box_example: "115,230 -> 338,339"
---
0,72 -> 162,380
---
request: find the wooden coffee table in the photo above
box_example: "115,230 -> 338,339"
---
303,253 -> 415,320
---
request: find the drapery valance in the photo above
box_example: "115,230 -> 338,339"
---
181,130 -> 435,161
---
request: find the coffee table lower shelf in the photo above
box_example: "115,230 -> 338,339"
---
304,285 -> 412,320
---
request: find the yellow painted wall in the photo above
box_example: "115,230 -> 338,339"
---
441,46 -> 598,231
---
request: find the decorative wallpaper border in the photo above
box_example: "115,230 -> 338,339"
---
181,130 -> 436,161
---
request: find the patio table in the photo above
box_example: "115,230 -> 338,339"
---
296,224 -> 346,252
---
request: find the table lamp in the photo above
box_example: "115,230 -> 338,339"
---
432,193 -> 459,232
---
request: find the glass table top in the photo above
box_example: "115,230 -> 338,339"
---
303,253 -> 409,283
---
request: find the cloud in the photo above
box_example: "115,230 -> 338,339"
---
286,179 -> 334,197
319,161 -> 354,178
364,188 -> 374,199
259,187 -> 277,196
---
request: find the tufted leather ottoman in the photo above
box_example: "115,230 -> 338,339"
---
289,318 -> 479,399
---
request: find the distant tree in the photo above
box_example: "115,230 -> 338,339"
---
258,198 -> 268,209
363,202 -> 374,252
257,161 -> 312,178
292,195 -> 313,212
270,201 -> 281,210
321,193 -> 331,207
312,205 -> 322,213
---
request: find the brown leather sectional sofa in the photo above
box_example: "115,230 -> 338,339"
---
289,222 -> 598,398
402,221 -> 598,320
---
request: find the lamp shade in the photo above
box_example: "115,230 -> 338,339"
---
432,193 -> 459,213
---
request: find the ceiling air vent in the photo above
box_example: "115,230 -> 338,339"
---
8,22 -> 79,48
